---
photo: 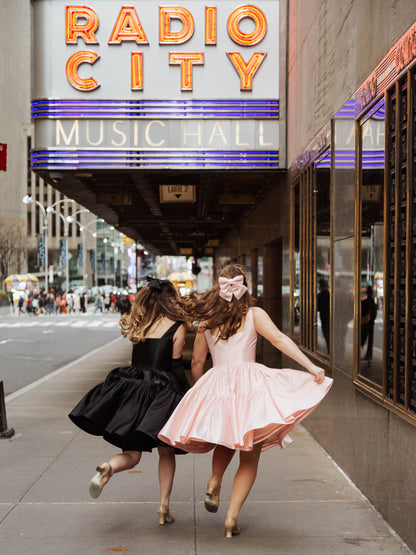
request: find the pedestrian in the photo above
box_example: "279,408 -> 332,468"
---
159,264 -> 333,538
94,291 -> 103,313
68,277 -> 192,524
18,295 -> 24,315
74,293 -> 81,313
104,293 -> 111,312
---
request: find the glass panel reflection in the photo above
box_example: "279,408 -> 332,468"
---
293,182 -> 300,341
315,151 -> 331,355
359,99 -> 385,385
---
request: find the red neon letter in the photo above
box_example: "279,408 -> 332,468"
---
227,52 -> 266,90
169,52 -> 204,90
66,51 -> 100,91
131,52 -> 143,90
66,6 -> 99,44
228,5 -> 267,46
160,7 -> 194,44
108,6 -> 149,44
205,7 -> 217,45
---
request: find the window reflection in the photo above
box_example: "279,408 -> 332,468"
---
293,182 -> 300,341
315,151 -> 331,355
359,99 -> 385,385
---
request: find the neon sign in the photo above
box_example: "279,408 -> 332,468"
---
65,4 -> 268,92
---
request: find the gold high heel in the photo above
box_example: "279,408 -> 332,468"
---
224,516 -> 240,538
89,462 -> 113,499
157,504 -> 175,525
204,476 -> 221,513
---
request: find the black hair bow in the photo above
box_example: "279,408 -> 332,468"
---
146,276 -> 168,290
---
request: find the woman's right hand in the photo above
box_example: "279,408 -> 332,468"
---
308,364 -> 326,384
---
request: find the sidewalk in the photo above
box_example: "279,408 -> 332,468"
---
0,338 -> 412,555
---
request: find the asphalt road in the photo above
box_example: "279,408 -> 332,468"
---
0,305 -> 123,396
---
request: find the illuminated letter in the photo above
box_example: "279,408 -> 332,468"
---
66,51 -> 100,91
108,7 -> 149,44
169,53 -> 204,91
66,6 -> 99,44
111,121 -> 127,146
86,120 -> 104,146
159,7 -> 194,44
56,120 -> 79,146
183,121 -> 202,147
258,121 -> 274,146
205,7 -> 217,45
131,53 -> 143,90
228,5 -> 267,46
235,121 -> 249,146
145,121 -> 166,147
208,121 -> 227,146
227,52 -> 266,91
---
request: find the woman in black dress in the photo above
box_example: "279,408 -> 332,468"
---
68,278 -> 191,525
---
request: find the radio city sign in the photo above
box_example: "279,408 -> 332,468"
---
32,1 -> 280,169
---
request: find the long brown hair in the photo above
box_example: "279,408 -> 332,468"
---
120,280 -> 191,343
186,264 -> 255,340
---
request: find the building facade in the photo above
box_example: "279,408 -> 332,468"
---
217,2 -> 416,549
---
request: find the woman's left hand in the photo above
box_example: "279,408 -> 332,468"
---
309,365 -> 326,384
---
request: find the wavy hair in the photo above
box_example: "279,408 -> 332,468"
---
186,264 -> 255,340
120,280 -> 192,343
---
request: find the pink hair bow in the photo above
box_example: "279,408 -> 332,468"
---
218,275 -> 247,301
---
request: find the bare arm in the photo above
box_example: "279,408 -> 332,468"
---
172,324 -> 186,359
191,330 -> 208,382
252,307 -> 326,383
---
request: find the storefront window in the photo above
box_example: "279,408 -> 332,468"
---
315,151 -> 331,355
291,147 -> 331,358
358,99 -> 385,386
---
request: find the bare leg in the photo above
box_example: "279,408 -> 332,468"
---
227,443 -> 262,519
157,446 -> 176,506
204,445 -> 235,512
104,450 -> 141,486
211,444 -> 235,482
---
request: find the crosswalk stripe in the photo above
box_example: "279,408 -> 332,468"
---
0,318 -> 119,329
71,320 -> 87,327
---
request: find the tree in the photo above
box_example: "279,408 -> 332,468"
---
0,217 -> 27,287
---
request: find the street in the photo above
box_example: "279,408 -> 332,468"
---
0,306 -> 122,396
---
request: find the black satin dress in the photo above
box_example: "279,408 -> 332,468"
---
68,322 -> 189,453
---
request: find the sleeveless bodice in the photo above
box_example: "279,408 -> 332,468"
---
204,308 -> 257,366
131,321 -> 181,371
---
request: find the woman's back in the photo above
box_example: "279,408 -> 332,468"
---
205,309 -> 257,366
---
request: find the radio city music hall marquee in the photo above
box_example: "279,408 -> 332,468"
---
32,1 -> 280,169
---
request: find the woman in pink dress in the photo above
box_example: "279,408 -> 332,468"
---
159,264 -> 333,538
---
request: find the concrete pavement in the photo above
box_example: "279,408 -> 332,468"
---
0,336 -> 412,554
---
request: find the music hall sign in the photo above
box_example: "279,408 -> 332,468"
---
32,1 -> 280,169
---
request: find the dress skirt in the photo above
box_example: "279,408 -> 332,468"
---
69,364 -> 186,453
158,362 -> 333,453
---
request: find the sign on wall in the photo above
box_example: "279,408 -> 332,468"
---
32,1 -> 280,169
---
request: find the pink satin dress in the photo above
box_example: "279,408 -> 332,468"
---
158,308 -> 333,453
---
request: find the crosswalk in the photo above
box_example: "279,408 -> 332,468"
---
0,318 -> 119,329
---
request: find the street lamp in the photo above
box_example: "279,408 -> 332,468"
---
67,216 -> 104,287
22,195 -> 76,291
47,209 -> 70,290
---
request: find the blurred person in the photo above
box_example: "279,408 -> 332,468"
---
18,295 -> 24,315
68,278 -> 192,524
94,291 -> 104,313
159,264 -> 333,538
74,293 -> 81,313
104,293 -> 111,312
